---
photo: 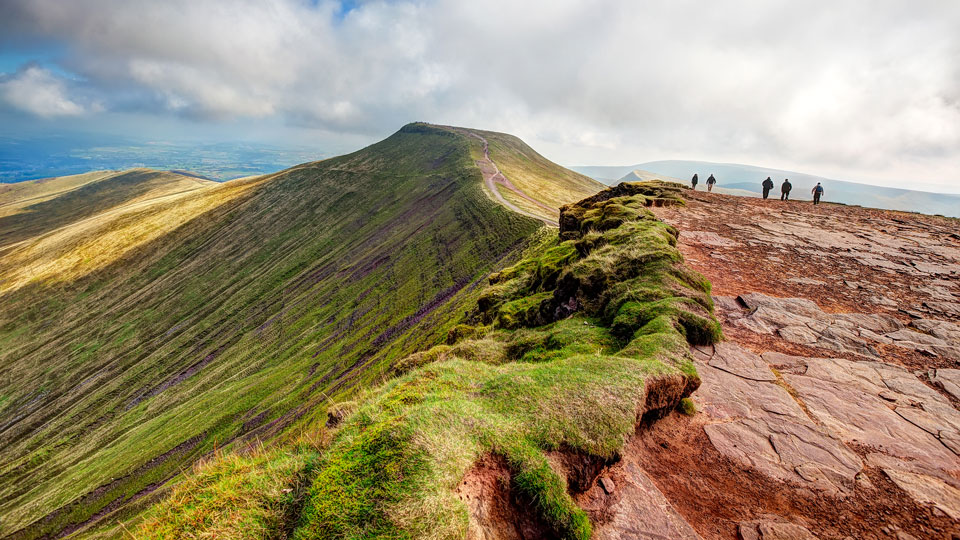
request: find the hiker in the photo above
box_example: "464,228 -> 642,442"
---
781,179 -> 792,200
812,182 -> 824,205
762,177 -> 774,199
706,174 -> 717,192
691,173 -> 699,190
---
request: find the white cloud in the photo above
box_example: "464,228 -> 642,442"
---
0,65 -> 90,117
1,0 -> 959,188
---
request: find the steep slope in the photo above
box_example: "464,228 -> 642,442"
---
0,174 -> 260,294
134,181 -> 719,539
0,123 -> 596,539
0,169 -> 217,251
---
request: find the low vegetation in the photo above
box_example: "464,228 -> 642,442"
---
291,181 -> 720,539
136,445 -> 318,540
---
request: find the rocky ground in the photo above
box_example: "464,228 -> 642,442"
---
581,192 -> 960,539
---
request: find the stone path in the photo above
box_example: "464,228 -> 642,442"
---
653,190 -> 960,327
635,190 -> 960,537
693,334 -> 960,524
719,292 -> 960,363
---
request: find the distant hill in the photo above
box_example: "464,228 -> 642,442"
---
618,169 -> 757,197
0,169 -> 216,250
572,160 -> 960,217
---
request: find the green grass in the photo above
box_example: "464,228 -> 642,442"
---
136,443 -> 321,540
289,180 -> 719,539
479,129 -> 603,215
678,397 -> 697,416
0,124 -> 573,538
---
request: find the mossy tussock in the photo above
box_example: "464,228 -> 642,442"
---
292,181 -> 722,539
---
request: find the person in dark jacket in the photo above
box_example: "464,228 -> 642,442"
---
691,173 -> 699,190
781,179 -> 792,200
762,177 -> 774,199
706,174 -> 717,192
812,182 -> 824,205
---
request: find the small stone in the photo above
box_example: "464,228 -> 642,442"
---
599,476 -> 615,494
757,521 -> 818,539
738,523 -> 760,540
895,532 -> 919,540
878,390 -> 900,402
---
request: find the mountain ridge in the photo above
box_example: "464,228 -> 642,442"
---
0,123 -> 599,538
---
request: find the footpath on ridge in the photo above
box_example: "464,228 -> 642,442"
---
633,189 -> 960,539
461,130 -> 560,226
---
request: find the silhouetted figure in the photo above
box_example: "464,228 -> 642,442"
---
762,177 -> 774,199
691,173 -> 699,190
812,182 -> 824,205
780,179 -> 792,200
706,174 -> 716,192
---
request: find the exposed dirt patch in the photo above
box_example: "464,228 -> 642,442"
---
456,455 -> 552,540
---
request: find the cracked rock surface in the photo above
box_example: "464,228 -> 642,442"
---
693,329 -> 960,523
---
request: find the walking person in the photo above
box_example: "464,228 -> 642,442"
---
780,179 -> 792,200
762,177 -> 774,199
706,174 -> 717,192
691,173 -> 699,190
812,182 -> 824,205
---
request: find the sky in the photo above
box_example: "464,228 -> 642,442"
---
1,0 -> 958,192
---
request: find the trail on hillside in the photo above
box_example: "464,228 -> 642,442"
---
462,131 -> 558,226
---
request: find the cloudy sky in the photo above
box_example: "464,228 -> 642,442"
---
1,0 -> 958,191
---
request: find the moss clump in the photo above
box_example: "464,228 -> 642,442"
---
678,397 -> 697,416
293,182 -> 721,539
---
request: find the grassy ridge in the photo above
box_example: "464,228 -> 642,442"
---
138,181 -> 719,539
1,124 -> 589,538
288,181 -> 719,539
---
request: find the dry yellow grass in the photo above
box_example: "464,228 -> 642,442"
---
0,171 -> 116,218
0,174 -> 264,294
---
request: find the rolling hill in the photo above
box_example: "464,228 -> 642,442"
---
0,169 -> 217,251
0,123 -> 600,538
572,160 -> 960,217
